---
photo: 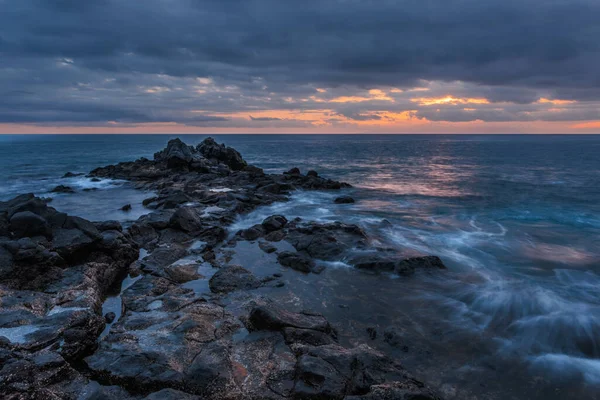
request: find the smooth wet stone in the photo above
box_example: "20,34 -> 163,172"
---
277,251 -> 316,273
248,304 -> 333,334
9,211 -> 51,239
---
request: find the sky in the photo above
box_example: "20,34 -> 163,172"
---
1,0 -> 599,134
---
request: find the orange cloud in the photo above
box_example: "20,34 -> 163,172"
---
411,95 -> 489,106
538,98 -> 577,105
572,121 -> 600,129
311,89 -> 394,103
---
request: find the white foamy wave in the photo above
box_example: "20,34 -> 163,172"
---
530,354 -> 600,385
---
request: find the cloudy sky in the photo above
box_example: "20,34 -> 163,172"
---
1,0 -> 599,133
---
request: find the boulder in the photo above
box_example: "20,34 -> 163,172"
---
9,211 -> 51,238
307,170 -> 319,177
261,215 -> 288,232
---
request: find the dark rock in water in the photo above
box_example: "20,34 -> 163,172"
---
121,203 -> 132,211
165,263 -> 201,283
142,196 -> 159,207
352,255 -> 446,276
286,221 -> 367,260
367,327 -> 378,340
197,137 -> 247,171
63,172 -> 83,178
51,185 -> 75,193
144,389 -> 201,400
209,265 -> 261,293
239,224 -> 264,241
352,256 -> 398,272
283,327 -> 337,346
346,381 -> 442,400
307,170 -> 319,177
264,229 -> 286,242
334,195 -> 355,204
261,215 -> 288,232
258,241 -> 277,254
285,167 -> 301,175
248,304 -> 334,334
277,251 -> 317,273
9,211 -> 52,238
105,312 -> 116,323
395,256 -> 447,275
90,177 -> 102,182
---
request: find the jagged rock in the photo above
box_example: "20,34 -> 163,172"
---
209,265 -> 261,293
334,195 -> 355,204
307,170 -> 318,177
261,215 -> 288,232
197,137 -> 247,171
154,138 -> 198,169
121,204 -> 132,212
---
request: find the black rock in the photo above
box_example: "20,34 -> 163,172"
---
9,211 -> 52,238
239,224 -> 265,241
307,170 -> 319,177
196,137 -> 247,171
261,215 -> 288,232
121,204 -> 132,211
62,172 -> 83,178
51,185 -> 75,194
104,312 -> 116,323
285,167 -> 301,175
334,196 -> 355,204
209,265 -> 261,294
277,251 -> 316,273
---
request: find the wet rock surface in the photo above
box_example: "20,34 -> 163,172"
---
1,138 -> 445,399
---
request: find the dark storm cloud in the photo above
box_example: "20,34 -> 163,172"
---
1,0 -> 599,126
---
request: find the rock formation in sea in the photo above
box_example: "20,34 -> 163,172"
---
0,138 -> 445,399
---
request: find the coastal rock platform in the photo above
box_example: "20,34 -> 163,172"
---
0,138 -> 445,399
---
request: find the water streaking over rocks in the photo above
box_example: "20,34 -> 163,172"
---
0,134 -> 599,399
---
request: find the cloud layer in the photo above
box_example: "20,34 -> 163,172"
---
1,0 -> 599,132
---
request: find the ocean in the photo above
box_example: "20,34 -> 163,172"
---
1,134 -> 599,398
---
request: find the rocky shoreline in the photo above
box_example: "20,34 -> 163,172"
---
0,138 -> 446,399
